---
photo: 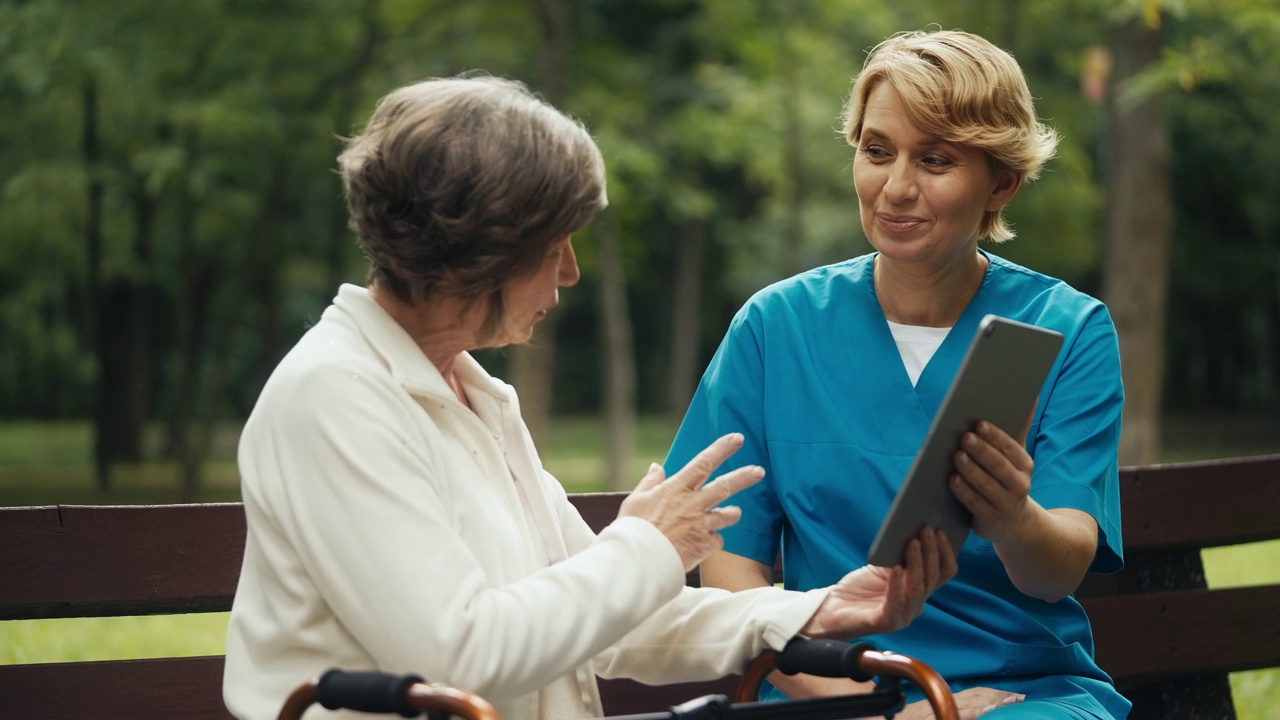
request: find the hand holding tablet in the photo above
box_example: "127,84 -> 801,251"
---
866,315 -> 1064,567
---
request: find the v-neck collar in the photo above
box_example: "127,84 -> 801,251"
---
862,251 -> 996,421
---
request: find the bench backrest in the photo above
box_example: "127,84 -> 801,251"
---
1076,454 -> 1280,719
2,454 -> 1277,719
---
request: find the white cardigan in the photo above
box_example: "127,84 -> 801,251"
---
223,284 -> 827,720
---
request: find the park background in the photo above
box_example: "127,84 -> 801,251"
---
1,0 -> 1278,717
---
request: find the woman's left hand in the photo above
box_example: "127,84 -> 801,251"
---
802,526 -> 955,639
949,418 -> 1035,546
948,415 -> 1099,602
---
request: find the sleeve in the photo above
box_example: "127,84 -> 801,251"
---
662,303 -> 785,568
592,585 -> 829,684
1029,305 -> 1125,574
242,362 -> 688,702
542,431 -> 831,686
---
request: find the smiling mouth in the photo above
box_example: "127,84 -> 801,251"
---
877,214 -> 926,233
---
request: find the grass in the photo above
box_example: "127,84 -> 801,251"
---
2,415 -> 1278,718
0,421 -> 242,506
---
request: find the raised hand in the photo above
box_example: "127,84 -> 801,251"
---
617,433 -> 765,572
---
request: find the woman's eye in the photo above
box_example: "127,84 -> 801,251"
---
861,145 -> 889,160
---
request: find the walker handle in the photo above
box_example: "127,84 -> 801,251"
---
774,638 -> 877,682
316,669 -> 424,717
275,669 -> 501,720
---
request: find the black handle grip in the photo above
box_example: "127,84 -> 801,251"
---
774,638 -> 876,682
315,669 -> 425,717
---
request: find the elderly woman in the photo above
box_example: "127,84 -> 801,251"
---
666,30 -> 1129,719
222,75 -> 955,720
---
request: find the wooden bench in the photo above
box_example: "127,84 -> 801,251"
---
2,454 -> 1277,719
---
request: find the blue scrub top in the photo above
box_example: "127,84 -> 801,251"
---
665,252 -> 1130,719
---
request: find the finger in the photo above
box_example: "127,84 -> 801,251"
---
634,462 -> 667,492
879,564 -> 906,630
954,447 -> 1005,502
1016,401 -> 1037,445
950,466 -> 997,517
703,505 -> 742,533
672,433 -> 745,489
887,559 -> 917,631
937,531 -> 958,582
902,538 -> 926,617
974,422 -> 1034,476
697,465 -> 765,508
960,431 -> 1010,481
920,526 -> 942,591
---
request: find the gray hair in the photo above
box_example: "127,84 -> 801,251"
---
339,74 -> 607,328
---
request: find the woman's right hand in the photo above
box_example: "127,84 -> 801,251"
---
800,527 -> 956,640
895,688 -> 1025,719
617,433 -> 765,572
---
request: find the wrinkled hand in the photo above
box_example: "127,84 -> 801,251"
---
950,417 -> 1035,546
893,687 -> 1025,719
618,433 -> 764,572
801,527 -> 955,639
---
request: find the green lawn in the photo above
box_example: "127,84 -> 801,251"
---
2,416 -> 1277,718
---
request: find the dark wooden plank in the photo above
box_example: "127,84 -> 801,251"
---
1117,454 -> 1280,551
1125,677 -> 1235,720
597,676 -> 741,717
0,655 -> 233,720
0,503 -> 246,620
569,492 -> 628,534
1083,584 -> 1280,685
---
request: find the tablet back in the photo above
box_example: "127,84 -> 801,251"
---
866,315 -> 1064,567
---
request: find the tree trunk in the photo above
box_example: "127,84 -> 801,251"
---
1102,16 -> 1171,465
165,172 -> 217,502
98,179 -> 159,472
126,180 -> 157,461
665,217 -> 705,425
594,216 -> 636,491
96,282 -> 135,479
83,79 -> 111,491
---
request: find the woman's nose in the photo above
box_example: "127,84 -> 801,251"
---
559,241 -> 581,287
884,161 -> 919,204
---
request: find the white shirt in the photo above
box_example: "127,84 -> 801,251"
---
886,320 -> 951,386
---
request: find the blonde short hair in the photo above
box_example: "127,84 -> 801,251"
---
339,75 -> 607,331
841,30 -> 1059,242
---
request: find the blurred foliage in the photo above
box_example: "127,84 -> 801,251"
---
1,0 -> 1278,428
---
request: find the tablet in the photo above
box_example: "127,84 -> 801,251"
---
866,315 -> 1064,567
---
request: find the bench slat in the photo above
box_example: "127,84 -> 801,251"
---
567,492 -> 626,534
1117,454 -> 1280,551
0,655 -> 232,720
1083,584 -> 1280,686
597,676 -> 741,716
0,504 -> 245,620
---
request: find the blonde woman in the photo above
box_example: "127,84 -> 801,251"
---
669,30 -> 1128,719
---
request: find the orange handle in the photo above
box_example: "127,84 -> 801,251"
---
735,647 -> 959,720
